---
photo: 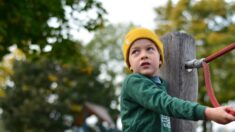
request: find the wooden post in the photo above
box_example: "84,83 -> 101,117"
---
160,32 -> 198,132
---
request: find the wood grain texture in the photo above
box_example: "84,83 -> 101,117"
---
160,32 -> 198,132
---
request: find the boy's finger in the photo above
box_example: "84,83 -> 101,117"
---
226,113 -> 235,121
225,107 -> 235,116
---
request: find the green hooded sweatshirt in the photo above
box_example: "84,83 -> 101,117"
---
121,73 -> 206,132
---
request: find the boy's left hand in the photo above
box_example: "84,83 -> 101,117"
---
225,107 -> 235,116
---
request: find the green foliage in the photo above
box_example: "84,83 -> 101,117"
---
0,0 -> 120,131
85,24 -> 131,64
155,0 -> 235,106
85,23 -> 134,84
0,59 -> 115,131
0,0 -> 107,60
84,24 -> 134,119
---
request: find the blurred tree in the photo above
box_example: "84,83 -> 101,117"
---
0,0 -> 120,131
0,58 -> 116,131
84,23 -> 133,119
0,0 -> 107,60
85,24 -> 132,72
0,46 -> 25,90
154,0 -> 235,131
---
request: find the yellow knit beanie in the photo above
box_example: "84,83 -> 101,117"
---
122,27 -> 164,68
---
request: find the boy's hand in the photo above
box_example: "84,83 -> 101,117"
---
225,107 -> 235,116
205,106 -> 235,124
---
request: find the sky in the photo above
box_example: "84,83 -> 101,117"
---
76,0 -> 168,44
101,0 -> 166,29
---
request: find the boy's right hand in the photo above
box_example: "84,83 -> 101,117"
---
205,106 -> 235,124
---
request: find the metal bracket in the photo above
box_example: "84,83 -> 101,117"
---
185,58 -> 205,69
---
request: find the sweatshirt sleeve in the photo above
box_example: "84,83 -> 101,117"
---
123,74 -> 206,120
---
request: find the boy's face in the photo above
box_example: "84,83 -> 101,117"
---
128,39 -> 162,77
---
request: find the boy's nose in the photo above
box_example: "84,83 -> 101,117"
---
140,52 -> 148,60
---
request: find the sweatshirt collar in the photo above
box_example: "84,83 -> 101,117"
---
149,76 -> 161,84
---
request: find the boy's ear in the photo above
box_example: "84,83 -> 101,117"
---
159,60 -> 162,67
129,66 -> 133,72
129,67 -> 133,71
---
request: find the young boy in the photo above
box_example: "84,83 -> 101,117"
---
120,27 -> 235,132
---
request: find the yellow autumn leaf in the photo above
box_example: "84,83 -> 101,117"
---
70,104 -> 82,112
81,66 -> 93,75
48,74 -> 58,82
0,88 -> 5,97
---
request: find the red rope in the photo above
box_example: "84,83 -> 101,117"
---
202,62 -> 220,107
204,43 -> 235,63
202,43 -> 235,110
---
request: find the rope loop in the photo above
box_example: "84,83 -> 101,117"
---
202,43 -> 235,107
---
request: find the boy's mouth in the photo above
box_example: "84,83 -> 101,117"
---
140,62 -> 150,67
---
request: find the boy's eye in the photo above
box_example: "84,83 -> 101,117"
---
147,47 -> 155,51
131,50 -> 137,54
131,49 -> 139,55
